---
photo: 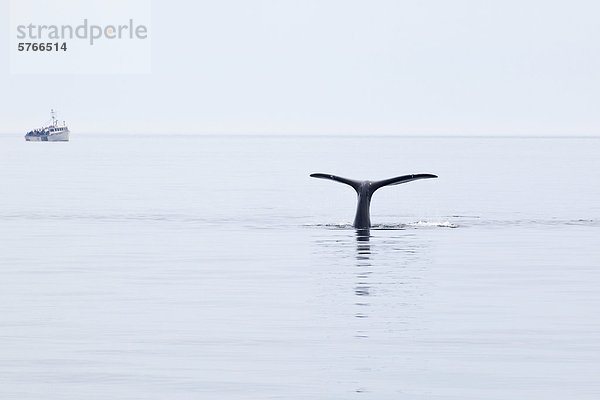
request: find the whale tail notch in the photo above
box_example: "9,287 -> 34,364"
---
310,173 -> 437,228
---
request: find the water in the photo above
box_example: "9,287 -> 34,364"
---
0,135 -> 599,399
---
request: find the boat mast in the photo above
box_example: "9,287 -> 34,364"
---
51,109 -> 57,127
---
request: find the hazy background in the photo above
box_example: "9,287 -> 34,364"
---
1,0 -> 599,135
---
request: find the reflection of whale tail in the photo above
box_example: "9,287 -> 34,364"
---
310,173 -> 437,229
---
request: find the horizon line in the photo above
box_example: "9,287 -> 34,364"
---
1,132 -> 599,139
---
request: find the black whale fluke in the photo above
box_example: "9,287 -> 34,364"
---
310,173 -> 437,229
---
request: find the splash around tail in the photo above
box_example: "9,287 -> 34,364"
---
310,173 -> 438,229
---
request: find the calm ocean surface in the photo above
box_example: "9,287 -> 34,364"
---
1,135 -> 599,399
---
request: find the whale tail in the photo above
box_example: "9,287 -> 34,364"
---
310,173 -> 437,228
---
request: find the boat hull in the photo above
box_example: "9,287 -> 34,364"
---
48,131 -> 70,141
25,131 -> 70,142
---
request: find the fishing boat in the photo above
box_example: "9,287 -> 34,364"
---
25,110 -> 70,142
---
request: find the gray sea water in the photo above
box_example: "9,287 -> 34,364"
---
0,135 -> 599,399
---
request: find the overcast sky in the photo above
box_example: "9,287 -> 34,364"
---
1,0 -> 599,135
